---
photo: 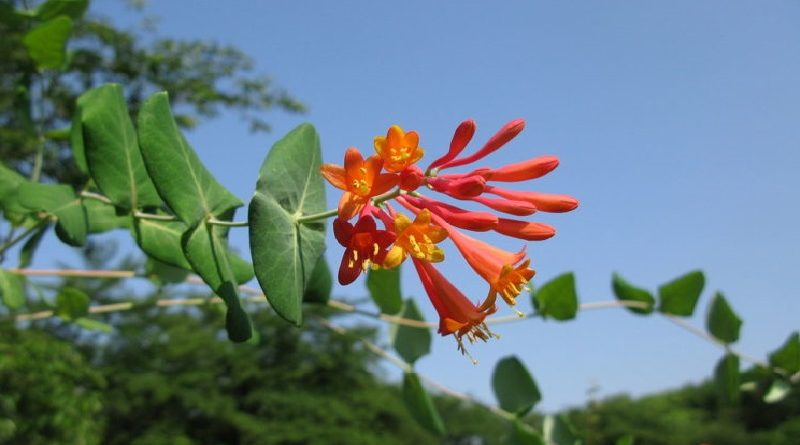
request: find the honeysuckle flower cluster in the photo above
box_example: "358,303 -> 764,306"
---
320,120 -> 578,354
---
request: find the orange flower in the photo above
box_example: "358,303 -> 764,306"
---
382,209 -> 447,269
413,258 -> 496,355
320,147 -> 399,220
374,125 -> 425,173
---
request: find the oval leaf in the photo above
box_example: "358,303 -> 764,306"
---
132,219 -> 192,270
23,15 -> 72,70
714,353 -> 740,404
84,199 -> 130,234
769,332 -> 800,375
391,299 -> 431,365
138,92 -> 242,225
18,182 -> 86,246
532,272 -> 578,321
367,266 -> 403,314
248,124 -> 326,326
402,372 -> 446,436
183,222 -> 252,342
492,355 -> 542,415
302,256 -> 332,304
55,286 -> 89,321
0,269 -> 25,309
706,292 -> 742,344
611,273 -> 654,315
657,270 -> 704,316
78,84 -> 161,210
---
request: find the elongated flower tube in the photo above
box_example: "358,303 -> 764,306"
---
321,147 -> 400,220
427,175 -> 487,199
333,215 -> 395,285
438,119 -> 525,170
400,195 -> 498,232
382,209 -> 447,269
427,119 -> 476,173
413,258 -> 496,355
443,155 -> 560,183
484,186 -> 579,213
493,218 -> 555,241
374,125 -> 425,173
467,195 -> 537,217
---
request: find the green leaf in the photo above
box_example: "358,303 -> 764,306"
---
657,270 -> 704,316
138,92 -> 242,225
0,269 -> 25,309
132,219 -> 192,270
70,105 -> 88,174
763,379 -> 792,404
492,356 -> 542,415
78,84 -> 161,210
55,286 -> 89,321
532,273 -> 578,321
183,222 -> 252,342
18,223 -> 48,268
248,124 -> 326,326
402,372 -> 446,436
303,256 -> 333,304
769,332 -> 800,374
543,415 -> 581,445
391,299 -> 431,365
18,182 -> 86,246
504,420 -> 546,445
74,317 -> 112,333
706,292 -> 742,344
145,258 -> 190,285
0,163 -> 33,224
714,353 -> 740,404
615,435 -> 635,445
84,199 -> 130,234
23,16 -> 72,70
611,273 -> 654,315
35,0 -> 88,20
367,266 -> 403,314
228,251 -> 255,285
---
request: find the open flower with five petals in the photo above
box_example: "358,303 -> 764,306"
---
321,148 -> 399,220
382,209 -> 447,269
333,215 -> 395,285
374,125 -> 425,173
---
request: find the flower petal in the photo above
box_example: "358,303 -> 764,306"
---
320,163 -> 347,190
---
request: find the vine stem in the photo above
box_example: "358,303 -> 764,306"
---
6,267 -> 791,378
295,187 -> 403,224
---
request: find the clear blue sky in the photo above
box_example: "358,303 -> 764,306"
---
60,0 -> 799,411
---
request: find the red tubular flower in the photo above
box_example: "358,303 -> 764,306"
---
400,195 -> 498,232
427,175 -> 487,199
494,219 -> 555,241
485,185 -> 579,213
427,119 -> 476,172
399,164 -> 425,191
438,119 -> 525,170
457,155 -> 560,182
413,258 -> 496,353
333,216 -> 395,285
468,195 -> 537,216
373,125 -> 425,173
320,148 -> 399,220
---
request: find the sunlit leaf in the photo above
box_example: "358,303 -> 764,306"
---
533,273 -> 578,321
714,353 -> 740,404
611,273 -> 654,315
138,92 -> 242,225
769,332 -> 800,375
249,124 -> 326,326
543,415 -> 581,445
18,182 -> 86,246
23,16 -> 72,70
763,379 -> 792,404
0,269 -> 25,309
55,286 -> 89,321
402,372 -> 446,436
657,270 -> 704,316
367,266 -> 403,314
78,84 -> 161,210
492,356 -> 542,415
706,292 -> 742,344
391,299 -> 431,365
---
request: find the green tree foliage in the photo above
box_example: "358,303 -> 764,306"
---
1,0 -> 303,187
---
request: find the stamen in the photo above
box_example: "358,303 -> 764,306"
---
372,243 -> 379,256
